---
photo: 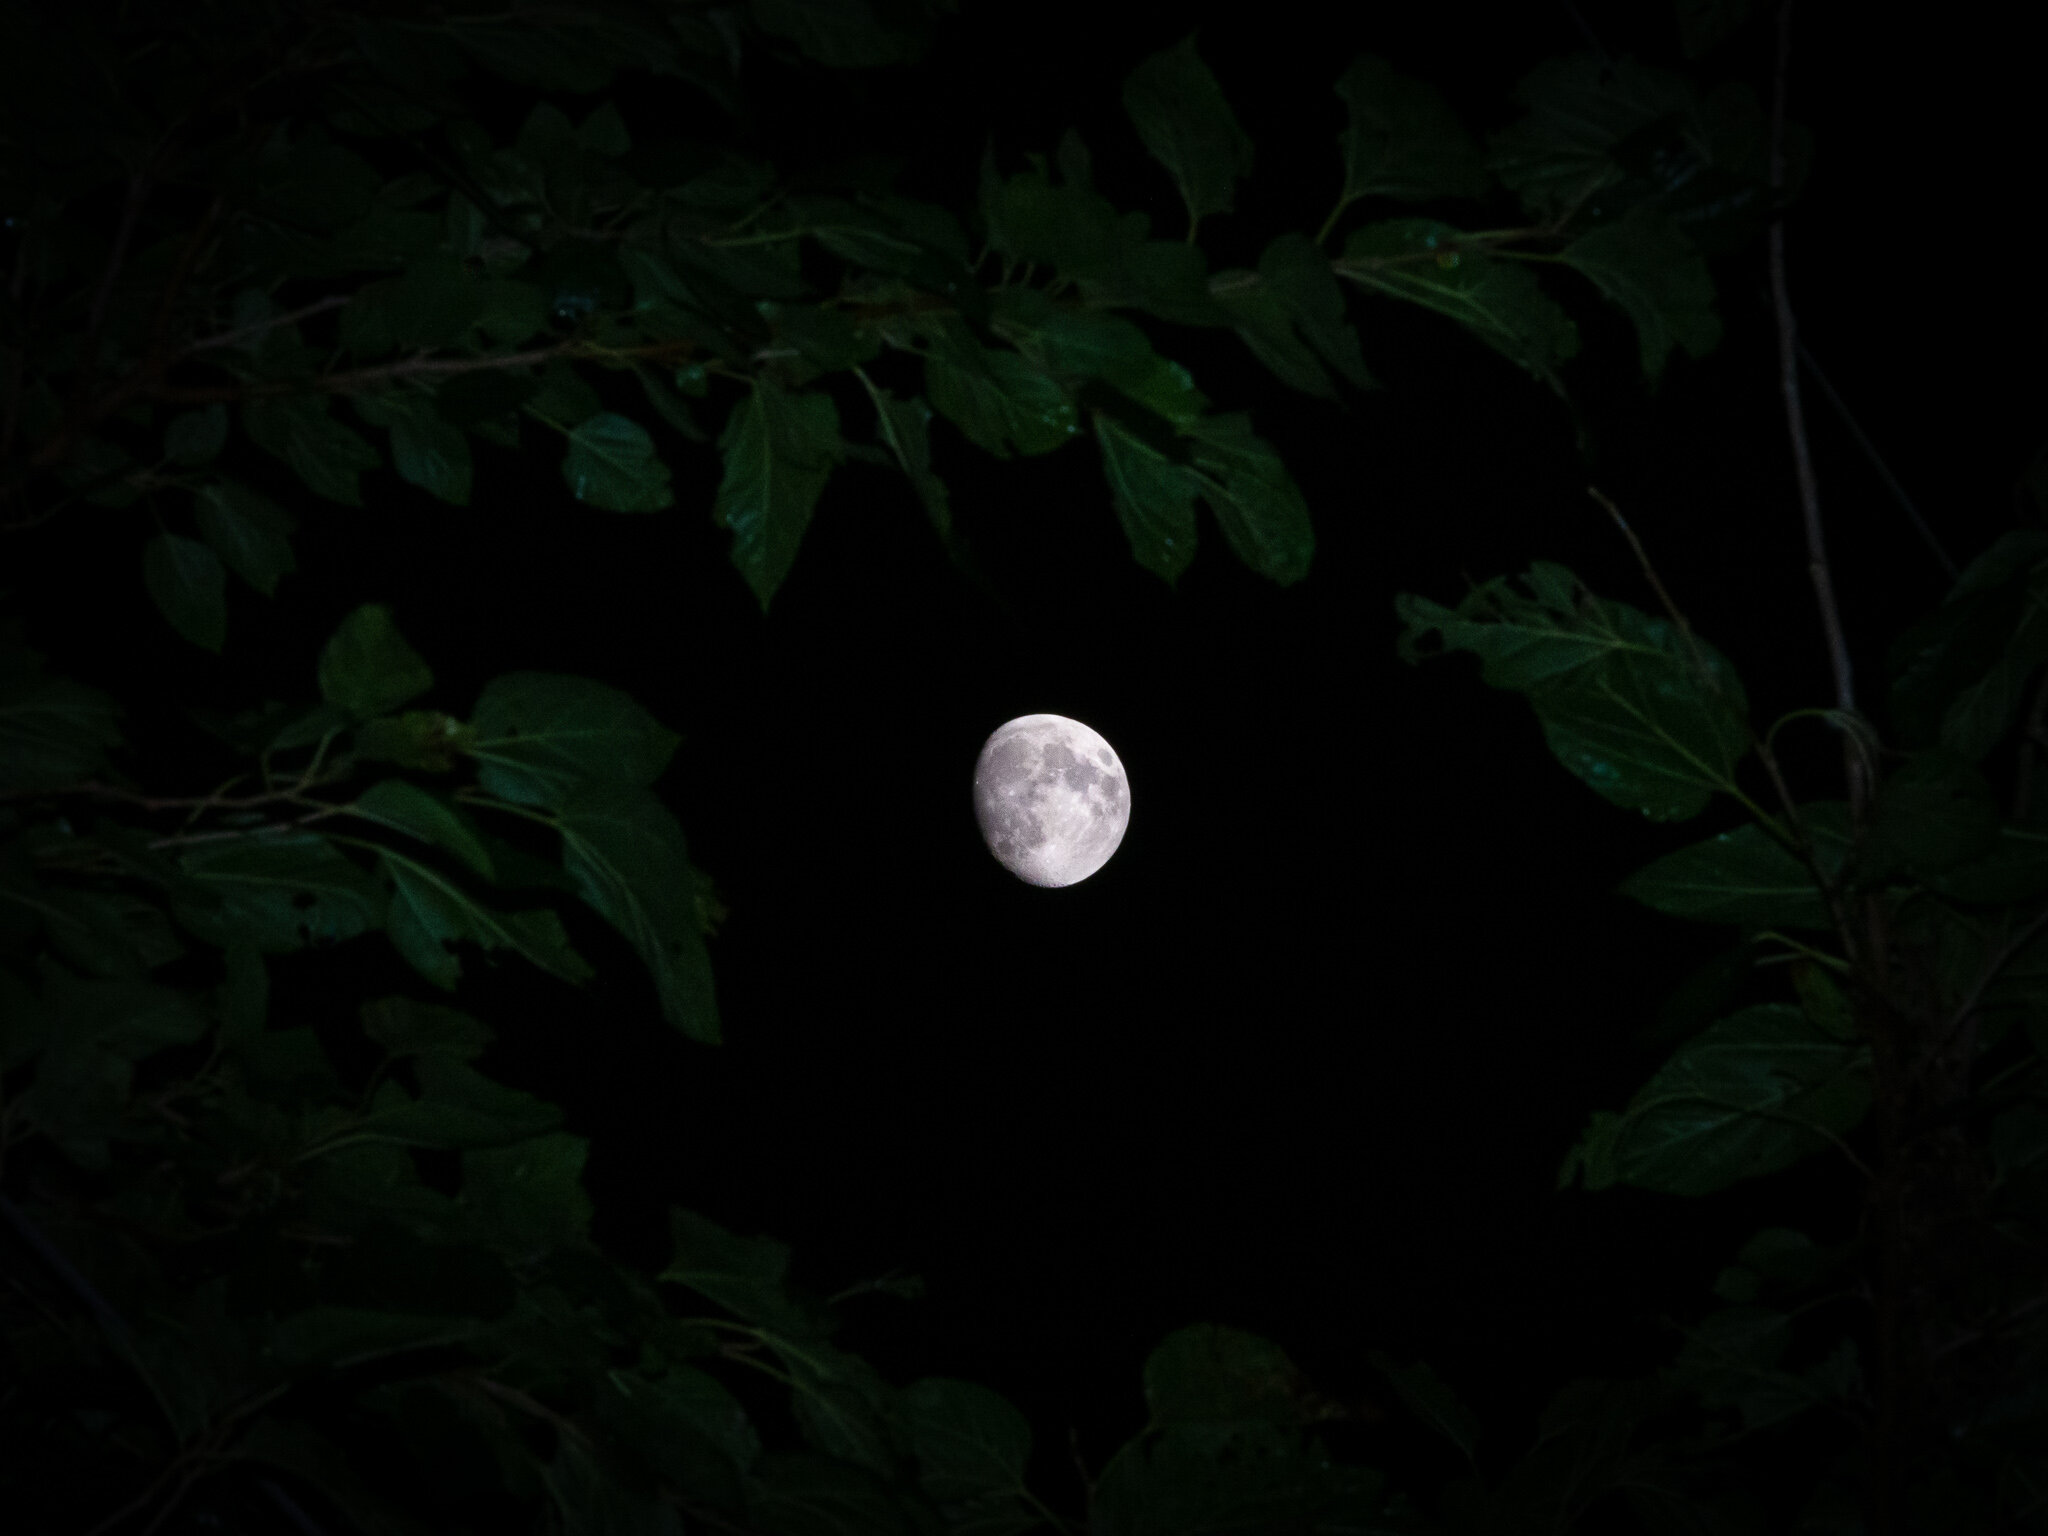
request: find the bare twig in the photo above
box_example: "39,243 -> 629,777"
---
1796,337 -> 1958,581
181,293 -> 351,356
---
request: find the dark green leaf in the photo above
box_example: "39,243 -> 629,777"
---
176,833 -> 387,952
867,387 -> 950,537
925,329 -> 1078,460
162,403 -> 228,465
1182,412 -> 1315,586
0,650 -> 122,793
1560,212 -> 1721,380
220,941 -> 268,1046
555,785 -> 719,1041
462,1132 -> 593,1250
353,711 -> 474,772
1617,817 -> 1842,930
1396,563 -> 1751,821
1342,219 -> 1578,386
319,603 -> 434,719
271,1307 -> 480,1372
1561,1004 -> 1871,1196
346,1052 -> 561,1149
563,411 -> 673,511
469,672 -> 679,809
1212,233 -> 1375,401
360,995 -> 494,1060
1488,56 -> 1696,223
1676,0 -> 1758,57
1145,1324 -> 1310,1433
891,1377 -> 1034,1514
353,779 -> 494,876
243,394 -> 382,505
1369,1352 -> 1482,1466
661,1206 -> 812,1331
379,849 -> 594,989
750,0 -> 902,67
1865,748 -> 2000,879
390,408 -> 474,506
1094,412 -> 1198,586
744,1452 -> 916,1536
1121,33 -> 1254,230
523,360 -> 604,429
1332,54 -> 1488,207
195,480 -> 297,596
142,533 -> 227,652
714,379 -> 842,611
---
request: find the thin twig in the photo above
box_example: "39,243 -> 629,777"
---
1797,337 -> 1958,581
79,172 -> 155,386
181,294 -> 351,355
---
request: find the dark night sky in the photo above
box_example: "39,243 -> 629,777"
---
18,0 -> 2044,1498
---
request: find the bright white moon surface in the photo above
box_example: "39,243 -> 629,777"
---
972,714 -> 1130,888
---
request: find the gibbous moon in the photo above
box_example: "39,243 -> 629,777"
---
973,714 -> 1130,888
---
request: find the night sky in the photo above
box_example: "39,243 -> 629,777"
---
17,0 -> 2042,1501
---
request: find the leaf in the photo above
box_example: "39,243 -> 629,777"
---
162,403 -> 228,465
555,785 -> 719,1042
1369,1352 -> 1482,1466
390,407 -> 474,506
891,1378 -> 1034,1514
0,649 -> 122,793
1332,54 -> 1488,207
1121,33 -> 1254,230
563,411 -> 673,512
1182,412 -> 1315,586
360,995 -> 494,1060
751,0 -> 903,68
142,533 -> 227,652
1563,1004 -> 1871,1196
867,387 -> 951,538
1144,1324 -> 1310,1434
1617,817 -> 1842,930
354,711 -> 475,772
1560,211 -> 1722,380
346,1051 -> 561,1150
661,1206 -> 822,1335
925,330 -> 1078,460
271,1307 -> 481,1372
1676,0 -> 1758,58
1342,219 -> 1579,386
469,672 -> 679,809
319,603 -> 434,719
462,1132 -> 593,1250
379,849 -> 594,990
1211,232 -> 1375,401
242,393 -> 382,505
714,379 -> 842,611
352,779 -> 495,876
1094,412 -> 1198,586
195,481 -> 297,596
1488,55 -> 1697,224
175,833 -> 387,953
1865,748 -> 2000,879
1397,563 -> 1752,821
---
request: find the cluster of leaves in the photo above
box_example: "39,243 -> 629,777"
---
1394,527 -> 2048,1523
8,0 -> 2033,1531
0,0 -> 1780,633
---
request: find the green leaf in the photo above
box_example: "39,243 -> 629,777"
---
1676,0 -> 1758,56
353,711 -> 475,772
751,0 -> 903,68
162,403 -> 228,465
926,328 -> 1078,459
1396,563 -> 1751,821
1369,1352 -> 1482,1467
469,672 -> 679,810
1182,412 -> 1315,586
1865,748 -> 2000,879
1342,218 -> 1579,386
1559,211 -> 1722,381
1563,1004 -> 1871,1196
242,393 -> 382,505
195,480 -> 297,596
390,407 -> 474,506
891,1378 -> 1034,1515
0,649 -> 122,793
1094,412 -> 1198,586
379,849 -> 594,990
176,833 -> 387,953
555,785 -> 719,1042
360,995 -> 494,1060
345,1050 -> 561,1150
1211,232 -> 1375,401
1144,1324 -> 1310,1433
462,1132 -> 593,1250
352,779 -> 495,877
563,411 -> 673,512
1121,33 -> 1254,230
1332,54 -> 1488,206
142,533 -> 227,652
1617,817 -> 1843,930
714,379 -> 842,611
524,360 -> 605,430
661,1206 -> 823,1335
319,603 -> 434,719
271,1307 -> 481,1372
1488,55 -> 1696,224
867,386 -> 951,538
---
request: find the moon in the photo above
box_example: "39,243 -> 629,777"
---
972,714 -> 1131,888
